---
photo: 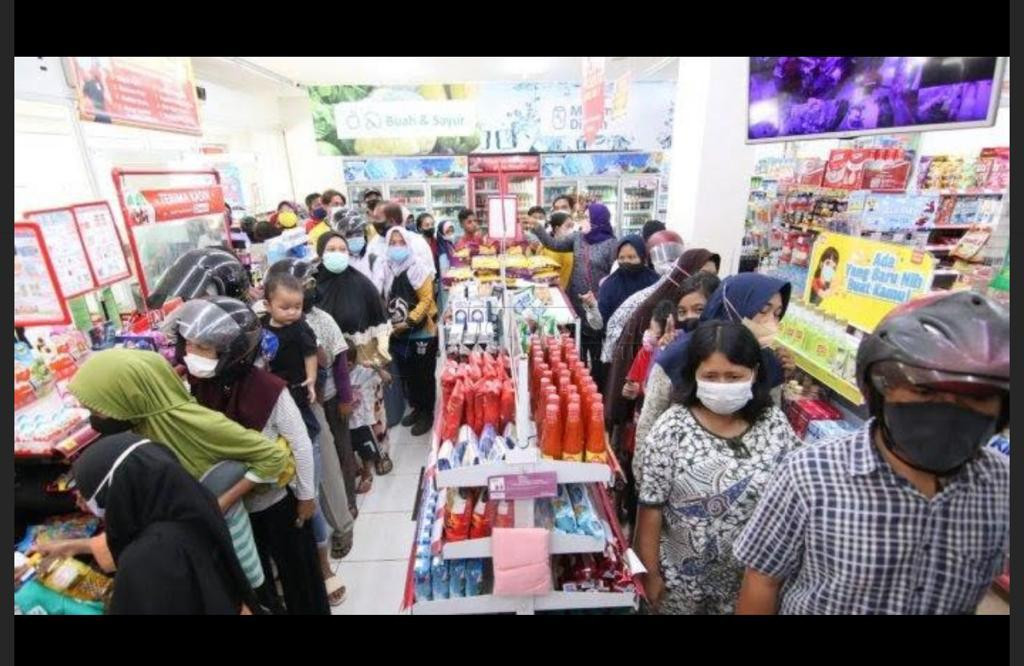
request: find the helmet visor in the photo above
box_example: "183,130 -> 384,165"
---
172,299 -> 245,351
650,242 -> 685,273
870,360 -> 1009,398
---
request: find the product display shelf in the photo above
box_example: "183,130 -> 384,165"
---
410,285 -> 639,614
775,338 -> 864,406
443,532 -> 605,560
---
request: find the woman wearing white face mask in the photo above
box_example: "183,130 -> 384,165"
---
634,321 -> 800,615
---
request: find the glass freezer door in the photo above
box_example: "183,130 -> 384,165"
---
471,174 -> 500,232
504,172 -> 539,220
543,180 -> 578,210
346,184 -> 387,212
429,181 -> 468,223
581,179 -> 620,233
620,177 -> 660,235
387,183 -> 429,218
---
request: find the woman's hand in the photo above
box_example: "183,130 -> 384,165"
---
644,572 -> 666,611
29,538 -> 91,559
622,381 -> 640,400
775,346 -> 797,377
337,401 -> 353,418
377,367 -> 392,385
579,291 -> 597,309
295,499 -> 316,527
392,322 -> 410,336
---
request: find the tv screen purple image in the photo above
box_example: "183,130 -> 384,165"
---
747,57 -> 1005,143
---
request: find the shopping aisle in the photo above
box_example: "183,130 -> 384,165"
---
330,422 -> 430,615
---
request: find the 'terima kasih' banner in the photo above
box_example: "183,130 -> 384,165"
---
308,81 -> 676,156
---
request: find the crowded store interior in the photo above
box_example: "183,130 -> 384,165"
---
12,56 -> 1012,616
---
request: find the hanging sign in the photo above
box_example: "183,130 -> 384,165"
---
487,196 -> 519,241
15,222 -> 72,327
610,71 -> 631,121
138,186 -> 226,222
805,232 -> 936,332
581,57 -> 606,147
23,208 -> 96,298
70,57 -> 202,135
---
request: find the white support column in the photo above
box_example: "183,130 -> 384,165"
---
666,57 -> 761,274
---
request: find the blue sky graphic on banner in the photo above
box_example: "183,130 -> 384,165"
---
309,81 -> 675,156
343,156 -> 469,182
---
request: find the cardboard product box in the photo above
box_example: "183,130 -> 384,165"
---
823,149 -> 873,190
863,149 -> 913,191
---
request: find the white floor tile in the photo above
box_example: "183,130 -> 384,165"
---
330,560 -> 410,615
342,511 -> 417,563
389,442 -> 430,476
359,470 -> 422,515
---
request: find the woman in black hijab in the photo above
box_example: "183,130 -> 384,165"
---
72,433 -> 258,615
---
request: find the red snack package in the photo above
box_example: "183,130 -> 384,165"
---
499,380 -> 515,431
442,380 -> 467,442
444,489 -> 475,542
440,360 -> 460,410
488,499 -> 515,529
482,379 -> 501,428
469,491 -> 491,539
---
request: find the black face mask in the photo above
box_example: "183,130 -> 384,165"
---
312,208 -> 328,221
619,262 -> 644,273
89,414 -> 134,436
421,227 -> 435,239
679,317 -> 700,333
880,401 -> 998,475
372,221 -> 388,235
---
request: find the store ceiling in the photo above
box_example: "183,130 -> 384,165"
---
192,57 -> 677,94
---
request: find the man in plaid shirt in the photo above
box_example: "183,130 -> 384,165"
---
733,291 -> 1009,614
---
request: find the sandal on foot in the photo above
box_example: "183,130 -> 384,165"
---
325,575 -> 347,607
375,454 -> 394,476
356,476 -> 373,494
331,532 -> 352,559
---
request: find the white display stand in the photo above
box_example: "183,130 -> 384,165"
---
408,283 -> 639,615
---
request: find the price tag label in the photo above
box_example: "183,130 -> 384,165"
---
488,471 -> 557,501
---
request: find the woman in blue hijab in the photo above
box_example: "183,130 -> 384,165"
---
633,273 -> 795,458
597,235 -> 660,325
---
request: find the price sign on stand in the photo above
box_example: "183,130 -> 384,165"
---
488,472 -> 558,501
487,195 -> 519,241
23,208 -> 96,298
15,222 -> 72,327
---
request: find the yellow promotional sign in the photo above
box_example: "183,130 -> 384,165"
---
803,232 -> 936,332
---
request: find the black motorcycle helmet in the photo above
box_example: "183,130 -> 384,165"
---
857,290 -> 1010,430
169,296 -> 263,381
146,248 -> 251,310
265,257 -> 319,313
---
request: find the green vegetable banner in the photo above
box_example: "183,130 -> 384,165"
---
309,81 -> 675,156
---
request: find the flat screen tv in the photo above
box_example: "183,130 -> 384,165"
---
747,57 -> 1005,143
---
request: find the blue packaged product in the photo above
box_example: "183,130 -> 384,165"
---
449,560 -> 467,598
566,484 -> 604,539
431,556 -> 450,600
465,559 -> 484,597
413,556 -> 432,602
551,486 -> 579,534
478,424 -> 496,458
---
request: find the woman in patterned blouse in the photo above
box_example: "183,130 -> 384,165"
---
634,321 -> 800,615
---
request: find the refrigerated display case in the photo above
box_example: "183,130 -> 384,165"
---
428,181 -> 469,224
343,156 -> 469,219
620,176 -> 661,235
468,155 -> 540,236
542,180 -> 578,210
540,152 -> 667,235
581,179 -> 620,231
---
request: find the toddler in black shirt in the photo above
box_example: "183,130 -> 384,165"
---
260,272 -> 320,439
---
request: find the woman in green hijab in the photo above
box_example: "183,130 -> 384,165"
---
67,348 -> 292,606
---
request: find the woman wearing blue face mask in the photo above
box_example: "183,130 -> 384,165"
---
315,231 -> 395,475
633,321 -> 799,615
383,226 -> 439,437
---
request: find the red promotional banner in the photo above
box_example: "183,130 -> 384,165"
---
138,186 -> 226,223
468,155 -> 541,172
70,57 -> 202,135
581,57 -> 606,147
